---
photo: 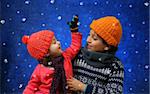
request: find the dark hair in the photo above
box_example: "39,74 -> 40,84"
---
101,38 -> 118,54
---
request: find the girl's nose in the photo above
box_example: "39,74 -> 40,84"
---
57,41 -> 60,45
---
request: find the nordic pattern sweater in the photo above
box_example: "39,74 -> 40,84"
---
73,48 -> 124,94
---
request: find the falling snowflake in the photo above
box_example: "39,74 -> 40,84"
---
42,23 -> 46,27
119,4 -> 122,7
4,59 -> 8,63
25,0 -> 30,5
128,23 -> 131,26
129,4 -> 133,8
135,51 -> 139,54
117,13 -> 121,16
12,32 -> 15,35
145,65 -> 149,69
144,2 -> 149,6
18,43 -> 21,46
29,64 -> 32,68
128,68 -> 132,72
57,16 -> 62,20
106,1 -> 109,4
2,42 -> 6,46
9,18 -> 12,21
123,51 -> 126,54
7,79 -> 10,82
79,2 -> 84,6
6,4 -> 10,8
17,54 -> 20,57
145,39 -> 148,43
131,34 -> 135,38
50,0 -> 55,4
22,18 -> 27,22
94,2 -> 98,5
0,20 -> 6,24
23,74 -> 26,77
16,66 -> 18,69
129,87 -> 133,91
41,13 -> 44,16
16,10 -> 20,14
19,84 -> 23,88
142,21 -> 145,24
144,78 -> 148,82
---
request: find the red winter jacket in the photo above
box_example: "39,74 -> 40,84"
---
23,32 -> 82,94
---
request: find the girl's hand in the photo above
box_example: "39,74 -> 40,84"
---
67,77 -> 87,92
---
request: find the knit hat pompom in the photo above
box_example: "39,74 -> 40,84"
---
22,35 -> 29,44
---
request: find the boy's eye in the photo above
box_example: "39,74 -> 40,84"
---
93,37 -> 98,40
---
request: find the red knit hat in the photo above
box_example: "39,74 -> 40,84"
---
22,30 -> 54,60
90,16 -> 122,47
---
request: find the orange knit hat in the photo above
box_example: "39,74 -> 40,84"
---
22,30 -> 54,60
90,16 -> 122,47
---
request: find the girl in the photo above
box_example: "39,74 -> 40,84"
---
22,16 -> 82,94
67,16 -> 124,94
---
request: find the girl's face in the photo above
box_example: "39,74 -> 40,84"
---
49,36 -> 62,57
86,29 -> 109,52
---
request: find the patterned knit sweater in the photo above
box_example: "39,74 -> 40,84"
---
73,48 -> 124,94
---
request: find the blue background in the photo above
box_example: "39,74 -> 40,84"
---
1,0 -> 149,94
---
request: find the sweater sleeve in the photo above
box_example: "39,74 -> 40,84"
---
23,64 -> 41,94
85,63 -> 124,94
63,32 -> 82,60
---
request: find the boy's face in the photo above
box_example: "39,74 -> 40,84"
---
49,36 -> 62,57
86,29 -> 109,52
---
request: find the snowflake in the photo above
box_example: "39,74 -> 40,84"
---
145,65 -> 149,69
142,21 -> 145,24
94,2 -> 98,5
4,59 -> 8,63
2,42 -> 6,46
119,4 -> 122,7
16,66 -> 18,69
128,68 -> 132,72
131,34 -> 135,38
6,4 -> 10,8
0,20 -> 6,24
79,2 -> 84,6
42,23 -> 46,27
123,51 -> 126,54
25,1 -> 30,5
57,16 -> 62,20
16,10 -> 20,14
19,84 -> 23,88
23,74 -> 26,77
117,13 -> 121,16
12,32 -> 15,35
145,39 -> 148,43
41,13 -> 44,16
129,4 -> 133,8
128,23 -> 131,26
29,64 -> 32,68
7,79 -> 10,82
18,43 -> 21,46
9,18 -> 12,21
135,51 -> 139,54
129,87 -> 132,91
22,18 -> 27,22
17,54 -> 20,57
50,0 -> 55,4
106,1 -> 109,4
144,2 -> 149,6
144,78 -> 148,82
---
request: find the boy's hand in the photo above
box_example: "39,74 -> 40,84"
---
67,15 -> 79,32
67,77 -> 87,92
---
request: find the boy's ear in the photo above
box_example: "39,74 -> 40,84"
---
104,47 -> 109,51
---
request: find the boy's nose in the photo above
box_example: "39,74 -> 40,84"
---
87,37 -> 91,43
